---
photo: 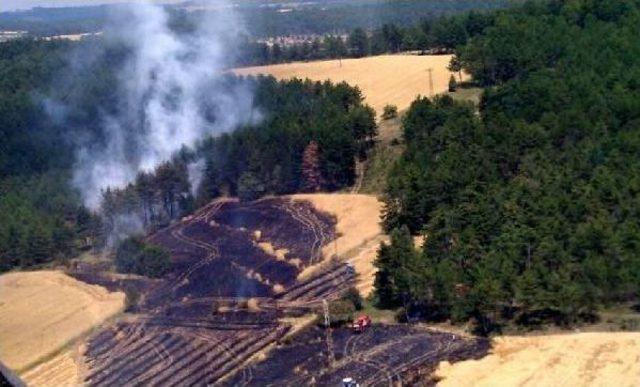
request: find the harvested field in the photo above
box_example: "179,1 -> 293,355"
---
223,324 -> 489,386
292,194 -> 386,297
233,54 -> 466,114
20,350 -> 79,387
435,332 -> 640,386
0,271 -> 125,374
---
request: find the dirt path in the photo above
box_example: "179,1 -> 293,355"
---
351,159 -> 365,194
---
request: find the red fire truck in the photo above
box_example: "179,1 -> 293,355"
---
351,314 -> 371,333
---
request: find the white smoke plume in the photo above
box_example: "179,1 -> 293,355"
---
71,1 -> 257,210
187,158 -> 205,196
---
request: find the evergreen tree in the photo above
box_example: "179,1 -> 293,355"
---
348,28 -> 369,57
448,74 -> 458,92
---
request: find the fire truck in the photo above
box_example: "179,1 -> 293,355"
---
351,314 -> 371,333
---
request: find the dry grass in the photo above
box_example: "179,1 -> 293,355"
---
256,241 -> 290,262
291,193 -> 386,297
20,349 -> 79,387
0,271 -> 125,374
233,54 -> 466,114
436,332 -> 640,386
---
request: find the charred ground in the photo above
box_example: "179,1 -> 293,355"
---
70,197 -> 487,385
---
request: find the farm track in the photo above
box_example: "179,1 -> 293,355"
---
278,201 -> 330,264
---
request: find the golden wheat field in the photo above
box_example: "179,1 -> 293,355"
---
0,270 -> 125,378
233,54 -> 465,114
436,332 -> 640,387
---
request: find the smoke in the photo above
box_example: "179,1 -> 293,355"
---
187,158 -> 205,196
107,213 -> 145,247
68,1 -> 258,210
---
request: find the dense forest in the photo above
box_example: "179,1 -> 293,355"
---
0,39 -> 97,272
0,37 -> 375,272
376,0 -> 640,332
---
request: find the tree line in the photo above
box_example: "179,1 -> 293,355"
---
376,0 -> 640,333
236,11 -> 496,66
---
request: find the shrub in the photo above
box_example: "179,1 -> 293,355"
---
341,287 -> 364,310
381,104 -> 398,120
115,236 -> 171,278
330,299 -> 356,325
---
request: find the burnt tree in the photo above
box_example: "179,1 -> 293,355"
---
301,140 -> 323,192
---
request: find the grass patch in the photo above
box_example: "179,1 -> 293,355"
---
360,120 -> 405,195
359,298 -> 398,324
360,141 -> 404,194
447,86 -> 483,106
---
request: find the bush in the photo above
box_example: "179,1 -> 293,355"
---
115,236 -> 171,278
329,299 -> 356,325
448,74 -> 458,92
317,299 -> 356,327
381,104 -> 398,120
341,287 -> 364,310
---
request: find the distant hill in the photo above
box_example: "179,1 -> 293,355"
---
0,0 -> 513,37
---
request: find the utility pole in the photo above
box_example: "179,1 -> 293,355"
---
427,67 -> 434,97
323,299 -> 335,368
323,299 -> 330,328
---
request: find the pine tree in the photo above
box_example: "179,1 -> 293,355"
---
301,140 -> 323,192
448,74 -> 458,92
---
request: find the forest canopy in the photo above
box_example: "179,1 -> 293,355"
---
378,0 -> 640,332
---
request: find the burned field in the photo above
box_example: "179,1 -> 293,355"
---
223,324 -> 490,386
76,197 -> 357,386
73,197 -> 488,385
